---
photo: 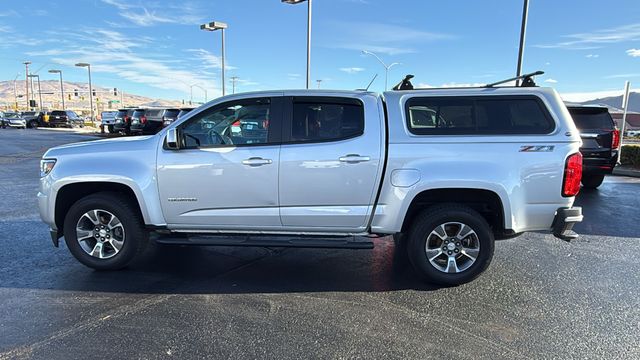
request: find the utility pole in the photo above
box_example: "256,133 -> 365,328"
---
23,61 -> 31,110
230,76 -> 239,94
316,79 -> 322,89
516,0 -> 530,86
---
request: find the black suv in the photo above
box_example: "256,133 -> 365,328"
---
48,110 -> 82,128
113,108 -> 136,135
130,108 -> 175,135
567,105 -> 619,189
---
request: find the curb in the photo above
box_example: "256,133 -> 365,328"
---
613,166 -> 640,178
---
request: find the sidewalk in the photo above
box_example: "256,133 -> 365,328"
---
613,166 -> 640,178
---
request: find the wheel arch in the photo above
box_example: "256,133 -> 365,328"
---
400,187 -> 510,238
54,181 -> 149,236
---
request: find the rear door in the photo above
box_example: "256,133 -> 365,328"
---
278,95 -> 384,231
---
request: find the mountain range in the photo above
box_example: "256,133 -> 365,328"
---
0,80 -> 183,111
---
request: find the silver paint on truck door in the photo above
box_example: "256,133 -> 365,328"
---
278,95 -> 384,231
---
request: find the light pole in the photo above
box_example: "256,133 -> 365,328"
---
23,61 -> 31,110
75,63 -> 94,122
13,73 -> 20,110
48,69 -> 65,110
316,79 -> 322,89
282,0 -> 312,89
27,74 -> 43,111
362,50 -> 400,91
191,84 -> 208,103
230,76 -> 239,94
200,21 -> 228,96
516,0 -> 530,86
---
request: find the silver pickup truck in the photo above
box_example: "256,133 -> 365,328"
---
38,86 -> 584,285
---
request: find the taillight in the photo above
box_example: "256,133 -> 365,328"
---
562,152 -> 583,197
141,116 -> 147,124
124,116 -> 130,123
611,129 -> 620,149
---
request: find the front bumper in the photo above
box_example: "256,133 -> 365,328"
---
551,207 -> 583,241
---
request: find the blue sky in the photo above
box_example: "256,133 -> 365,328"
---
1,0 -> 639,102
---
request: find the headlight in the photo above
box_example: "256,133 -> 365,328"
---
40,159 -> 56,177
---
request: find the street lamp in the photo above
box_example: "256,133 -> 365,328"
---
230,76 -> 239,94
200,21 -> 228,96
27,74 -> 43,111
362,50 -> 400,91
13,73 -> 20,111
23,61 -> 31,110
48,69 -> 65,110
282,0 -> 312,89
193,84 -> 208,103
75,63 -> 94,122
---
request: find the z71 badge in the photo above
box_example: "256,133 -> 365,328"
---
519,145 -> 555,152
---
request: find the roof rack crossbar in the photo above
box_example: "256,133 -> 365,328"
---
485,70 -> 544,88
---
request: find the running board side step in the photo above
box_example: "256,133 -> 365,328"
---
153,234 -> 374,249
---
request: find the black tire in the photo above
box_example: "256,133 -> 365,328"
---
581,174 -> 605,189
63,192 -> 148,270
28,120 -> 39,129
407,204 -> 494,286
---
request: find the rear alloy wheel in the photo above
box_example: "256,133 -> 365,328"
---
28,120 -> 38,129
581,174 -> 605,189
63,192 -> 148,270
407,204 -> 494,285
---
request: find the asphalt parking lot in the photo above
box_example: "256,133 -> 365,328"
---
0,128 -> 639,359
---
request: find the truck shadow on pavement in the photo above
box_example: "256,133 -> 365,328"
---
2,225 -> 442,295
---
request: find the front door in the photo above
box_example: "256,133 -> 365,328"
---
157,96 -> 283,229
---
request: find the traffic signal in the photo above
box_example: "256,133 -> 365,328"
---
113,88 -> 118,96
68,94 -> 71,100
29,100 -> 37,108
92,90 -> 96,97
74,89 -> 79,97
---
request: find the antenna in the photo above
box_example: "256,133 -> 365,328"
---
485,70 -> 544,87
365,74 -> 378,91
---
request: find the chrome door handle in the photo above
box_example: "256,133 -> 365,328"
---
242,157 -> 272,166
339,154 -> 371,163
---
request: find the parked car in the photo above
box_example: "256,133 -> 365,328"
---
625,129 -> 640,137
113,108 -> 136,135
141,108 -> 180,130
566,106 -> 619,189
39,84 -> 584,286
1,112 -> 27,129
130,108 -> 164,135
48,110 -> 83,128
177,108 -> 195,119
100,111 -> 118,133
21,111 -> 46,128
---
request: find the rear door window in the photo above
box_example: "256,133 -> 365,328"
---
289,97 -> 364,143
406,96 -> 555,135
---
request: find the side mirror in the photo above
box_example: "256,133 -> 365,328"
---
166,128 -> 180,150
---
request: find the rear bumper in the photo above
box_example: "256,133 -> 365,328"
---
582,151 -> 618,174
551,207 -> 583,241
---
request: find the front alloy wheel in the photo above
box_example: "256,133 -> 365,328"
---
76,209 -> 125,259
64,192 -> 148,270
